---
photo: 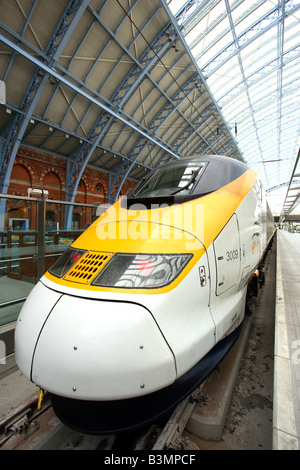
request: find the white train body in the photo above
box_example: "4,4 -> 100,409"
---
15,155 -> 274,428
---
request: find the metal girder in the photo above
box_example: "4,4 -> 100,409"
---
0,0 -> 90,196
106,65 -> 197,173
0,34 -> 180,158
0,0 -> 92,231
108,72 -> 200,200
0,0 -> 244,231
64,11 -> 224,209
217,44 -> 300,110
224,0 -> 267,184
280,148 -> 300,221
64,19 -> 178,164
175,0 -> 216,30
63,20 -> 183,225
106,18 -> 242,199
104,0 -> 246,199
162,0 -> 244,162
0,16 -> 189,212
266,182 -> 291,193
200,0 -> 300,79
64,0 -> 158,142
184,0 -> 265,59
1,0 -> 39,84
106,65 -> 228,200
176,0 -> 299,201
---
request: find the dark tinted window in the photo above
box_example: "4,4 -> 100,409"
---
134,162 -> 206,198
127,155 -> 248,206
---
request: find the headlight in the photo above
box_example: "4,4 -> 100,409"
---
92,253 -> 192,289
49,247 -> 86,278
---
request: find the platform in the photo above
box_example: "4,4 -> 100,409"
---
273,230 -> 300,449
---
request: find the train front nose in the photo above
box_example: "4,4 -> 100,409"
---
15,281 -> 176,400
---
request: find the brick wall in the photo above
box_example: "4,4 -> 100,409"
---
5,147 -> 135,229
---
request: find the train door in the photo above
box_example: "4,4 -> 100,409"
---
211,213 -> 242,340
213,213 -> 241,296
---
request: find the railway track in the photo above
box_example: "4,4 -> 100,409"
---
0,291 -> 259,451
0,307 -> 255,451
0,315 -> 250,451
0,313 -> 257,452
0,379 -> 206,450
0,242 -> 275,452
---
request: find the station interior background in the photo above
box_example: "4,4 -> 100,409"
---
0,0 -> 299,329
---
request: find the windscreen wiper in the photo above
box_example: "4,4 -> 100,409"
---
171,168 -> 201,195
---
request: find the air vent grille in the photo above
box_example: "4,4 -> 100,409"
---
63,251 -> 113,284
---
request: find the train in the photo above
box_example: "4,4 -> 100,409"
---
15,154 -> 275,434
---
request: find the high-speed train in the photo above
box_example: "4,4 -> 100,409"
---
15,154 -> 275,434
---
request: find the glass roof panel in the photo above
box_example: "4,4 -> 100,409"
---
168,0 -> 300,215
233,1 -> 273,37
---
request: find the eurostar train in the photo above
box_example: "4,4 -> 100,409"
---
15,154 -> 275,434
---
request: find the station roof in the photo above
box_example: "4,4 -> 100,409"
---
0,0 -> 299,216
168,0 -> 300,218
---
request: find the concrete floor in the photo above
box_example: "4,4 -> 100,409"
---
273,230 -> 300,449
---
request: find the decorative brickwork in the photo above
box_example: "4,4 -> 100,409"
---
5,146 -> 135,229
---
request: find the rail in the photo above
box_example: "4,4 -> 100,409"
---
0,287 -> 263,451
0,382 -> 204,451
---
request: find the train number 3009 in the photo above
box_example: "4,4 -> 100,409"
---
226,249 -> 239,261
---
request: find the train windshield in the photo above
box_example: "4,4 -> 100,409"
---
133,162 -> 206,198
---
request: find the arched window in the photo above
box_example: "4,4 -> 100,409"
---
43,171 -> 62,200
10,164 -> 32,191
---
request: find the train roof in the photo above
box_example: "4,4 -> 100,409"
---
179,154 -> 249,194
125,155 -> 251,207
